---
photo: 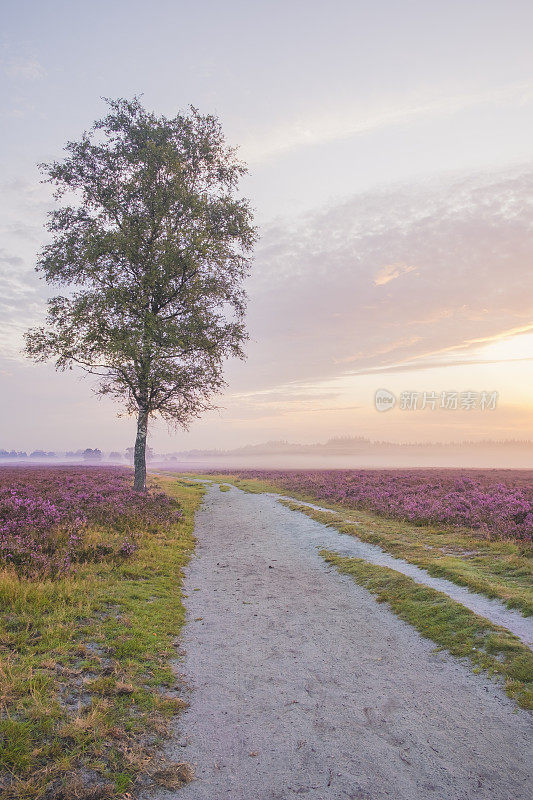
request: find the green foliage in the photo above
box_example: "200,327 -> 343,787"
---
25,98 -> 256,474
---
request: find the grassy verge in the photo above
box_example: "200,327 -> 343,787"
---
185,474 -> 532,617
0,477 -> 204,800
184,473 -> 279,496
322,551 -> 533,709
283,500 -> 533,616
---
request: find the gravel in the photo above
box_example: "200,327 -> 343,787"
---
152,482 -> 533,800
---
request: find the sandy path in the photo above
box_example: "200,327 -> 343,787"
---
158,483 -> 532,800
263,495 -> 533,647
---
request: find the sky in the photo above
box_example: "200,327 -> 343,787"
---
0,0 -> 532,454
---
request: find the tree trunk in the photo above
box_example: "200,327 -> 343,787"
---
133,407 -> 148,491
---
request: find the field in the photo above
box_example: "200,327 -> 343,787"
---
1,465 -> 532,798
203,468 -> 533,541
0,466 -> 203,799
192,469 -> 533,616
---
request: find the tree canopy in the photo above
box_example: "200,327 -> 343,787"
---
25,97 -> 256,489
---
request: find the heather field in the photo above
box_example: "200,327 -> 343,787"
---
207,468 -> 533,541
0,466 -> 183,577
1,466 -> 532,798
0,466 -> 203,799
194,468 -> 533,617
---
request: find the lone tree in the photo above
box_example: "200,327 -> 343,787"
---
25,98 -> 256,490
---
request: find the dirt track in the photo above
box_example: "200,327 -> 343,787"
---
154,482 -> 533,800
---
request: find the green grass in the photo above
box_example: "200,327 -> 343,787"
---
184,472 -> 279,496
0,477 -> 203,799
282,500 -> 533,616
185,473 -> 532,617
322,551 -> 533,709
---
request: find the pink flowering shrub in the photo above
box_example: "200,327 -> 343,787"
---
216,469 -> 533,541
0,466 -> 182,577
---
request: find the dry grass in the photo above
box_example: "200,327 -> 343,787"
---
0,477 -> 204,799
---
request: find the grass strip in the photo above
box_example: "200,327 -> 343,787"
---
322,550 -> 533,709
185,473 -> 533,616
0,477 -> 204,799
281,500 -> 533,617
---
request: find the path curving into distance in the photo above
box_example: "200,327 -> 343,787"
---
268,495 -> 533,647
151,482 -> 532,800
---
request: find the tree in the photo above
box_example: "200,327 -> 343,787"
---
25,98 -> 256,490
125,446 -> 154,462
82,448 -> 103,460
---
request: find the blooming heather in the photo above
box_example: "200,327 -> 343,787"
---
216,469 -> 533,541
0,466 -> 182,577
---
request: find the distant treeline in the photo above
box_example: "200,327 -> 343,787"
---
163,436 -> 533,458
1,437 -> 531,462
0,447 -> 152,461
0,448 -> 104,460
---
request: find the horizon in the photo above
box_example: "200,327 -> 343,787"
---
3,433 -> 533,455
2,434 -> 531,470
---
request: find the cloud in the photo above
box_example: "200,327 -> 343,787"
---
222,386 -> 345,422
235,165 -> 533,393
2,164 -> 531,435
0,180 -> 55,359
3,57 -> 45,80
341,356 -> 533,378
241,83 -> 533,164
373,263 -> 417,286
0,249 -> 24,267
